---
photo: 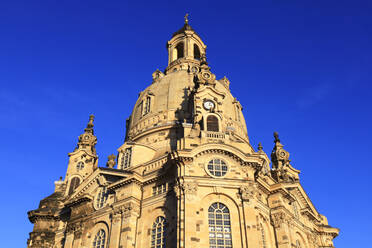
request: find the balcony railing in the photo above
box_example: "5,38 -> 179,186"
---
202,131 -> 226,139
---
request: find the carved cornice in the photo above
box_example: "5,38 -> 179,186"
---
65,195 -> 92,208
194,148 -> 260,169
66,221 -> 83,234
27,209 -> 60,223
270,185 -> 296,202
112,202 -> 140,218
108,177 -> 142,190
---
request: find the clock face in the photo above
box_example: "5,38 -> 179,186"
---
203,100 -> 215,110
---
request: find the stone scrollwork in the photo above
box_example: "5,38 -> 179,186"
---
184,182 -> 198,201
96,175 -> 107,187
123,202 -> 140,218
271,212 -> 290,228
239,181 -> 257,202
173,180 -> 198,200
173,180 -> 183,199
66,221 -> 83,236
306,232 -> 317,245
112,202 -> 140,220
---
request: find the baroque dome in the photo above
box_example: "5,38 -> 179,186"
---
124,23 -> 250,158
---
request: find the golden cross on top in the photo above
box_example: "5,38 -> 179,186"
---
184,13 -> 189,24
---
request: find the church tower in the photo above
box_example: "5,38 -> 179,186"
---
27,16 -> 339,248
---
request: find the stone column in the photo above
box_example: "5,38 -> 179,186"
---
239,183 -> 258,248
119,202 -> 140,248
109,209 -> 123,248
271,212 -> 292,248
64,229 -> 74,248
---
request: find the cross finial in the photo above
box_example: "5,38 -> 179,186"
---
274,132 -> 280,143
184,13 -> 189,25
87,114 -> 94,128
258,142 -> 263,151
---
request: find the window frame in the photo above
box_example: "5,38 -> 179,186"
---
95,187 -> 108,209
208,202 -> 233,248
151,216 -> 167,248
206,115 -> 220,132
92,229 -> 106,248
68,176 -> 81,195
206,158 -> 229,178
120,147 -> 132,169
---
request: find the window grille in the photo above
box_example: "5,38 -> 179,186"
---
207,116 -> 219,132
93,229 -> 106,248
207,159 -> 228,177
208,202 -> 232,248
76,161 -> 84,170
121,147 -> 132,169
151,216 -> 166,248
96,187 -> 108,209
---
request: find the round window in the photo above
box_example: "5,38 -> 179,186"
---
207,159 -> 228,177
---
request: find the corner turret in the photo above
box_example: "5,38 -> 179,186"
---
64,115 -> 99,196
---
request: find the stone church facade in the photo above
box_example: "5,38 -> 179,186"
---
27,18 -> 339,248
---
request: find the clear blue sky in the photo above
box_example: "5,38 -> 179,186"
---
0,1 -> 371,247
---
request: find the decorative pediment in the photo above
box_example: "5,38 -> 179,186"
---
286,185 -> 320,221
68,168 -> 128,200
196,85 -> 226,99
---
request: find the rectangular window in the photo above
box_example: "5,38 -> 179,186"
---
138,101 -> 143,117
236,105 -> 241,122
121,147 -> 132,169
144,96 -> 151,115
152,183 -> 167,196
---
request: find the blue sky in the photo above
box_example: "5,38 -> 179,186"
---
0,1 -> 371,247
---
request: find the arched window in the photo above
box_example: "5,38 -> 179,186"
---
96,187 -> 108,209
68,177 -> 80,195
194,44 -> 201,60
76,161 -> 84,171
260,224 -> 267,248
208,203 -> 232,248
176,42 -> 184,59
93,229 -> 106,248
207,115 -> 219,132
151,216 -> 166,248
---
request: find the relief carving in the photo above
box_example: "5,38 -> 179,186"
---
271,212 -> 290,228
184,182 -> 198,201
239,181 -> 257,202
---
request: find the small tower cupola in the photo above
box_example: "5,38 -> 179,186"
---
166,14 -> 207,73
76,114 -> 97,155
63,115 -> 99,195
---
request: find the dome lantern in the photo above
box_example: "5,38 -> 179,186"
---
165,14 -> 207,74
